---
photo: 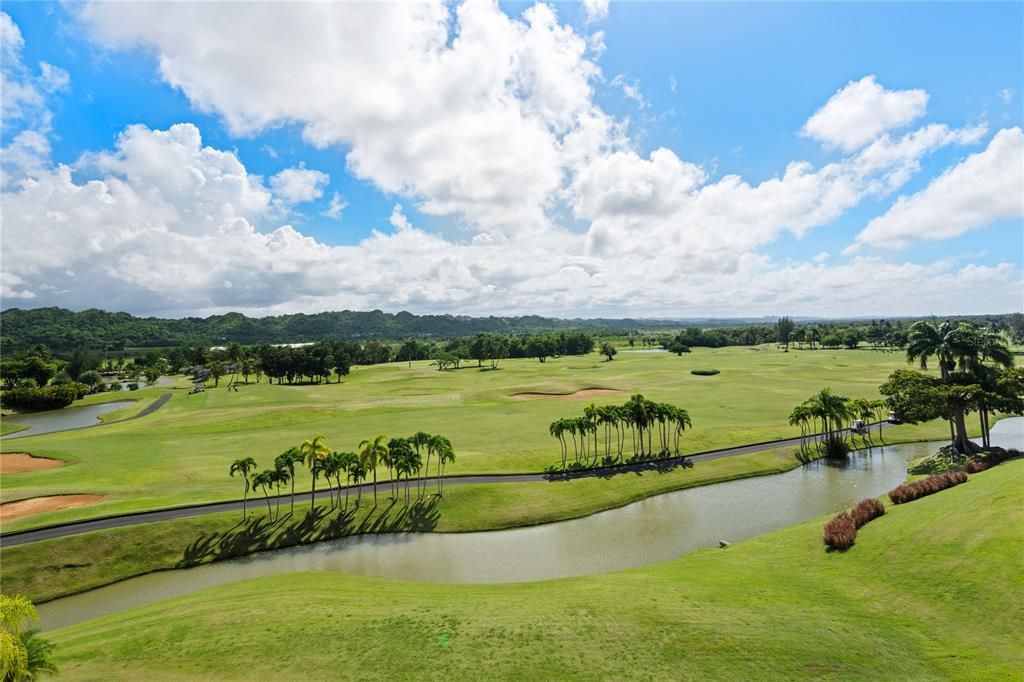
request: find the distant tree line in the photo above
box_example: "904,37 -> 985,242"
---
0,306 -> 680,352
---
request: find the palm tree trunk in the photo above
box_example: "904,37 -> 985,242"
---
373,468 -> 378,506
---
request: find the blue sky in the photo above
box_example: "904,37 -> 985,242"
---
1,1 -> 1021,318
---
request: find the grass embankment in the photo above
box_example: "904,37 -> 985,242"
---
46,459 -> 1024,680
4,447 -> 801,603
1,347 -> 962,529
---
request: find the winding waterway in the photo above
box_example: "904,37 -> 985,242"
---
37,417 -> 1023,630
1,401 -> 135,440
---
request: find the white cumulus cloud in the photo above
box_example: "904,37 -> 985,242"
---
270,165 -> 330,204
850,127 -> 1024,250
802,75 -> 929,152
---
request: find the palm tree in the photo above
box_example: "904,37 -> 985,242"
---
320,453 -> 342,509
409,431 -> 433,497
300,435 -> 331,510
549,419 -> 568,470
358,434 -> 390,507
671,406 -> 692,453
1,594 -> 58,682
229,457 -> 257,520
271,464 -> 289,519
431,435 -> 455,496
274,447 -> 304,515
803,388 -> 853,457
251,470 -> 275,518
337,451 -> 358,511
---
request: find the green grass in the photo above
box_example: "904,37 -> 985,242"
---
0,421 -> 29,435
45,458 -> 1024,680
0,347 -> 964,529
3,446 -> 803,603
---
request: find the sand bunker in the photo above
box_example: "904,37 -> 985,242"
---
0,495 -> 105,522
513,388 -> 623,400
0,452 -> 64,474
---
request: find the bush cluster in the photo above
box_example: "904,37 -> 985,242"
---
888,471 -> 968,505
850,498 -> 885,528
690,369 -> 720,376
823,497 -> 887,550
965,447 -> 1019,473
0,382 -> 88,411
823,512 -> 857,550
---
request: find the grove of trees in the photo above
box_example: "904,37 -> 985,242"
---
548,395 -> 692,470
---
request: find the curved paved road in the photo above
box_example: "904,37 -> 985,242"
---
0,422 -> 888,547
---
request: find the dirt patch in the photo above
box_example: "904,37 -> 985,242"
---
512,388 -> 623,400
0,495 -> 105,522
0,452 -> 64,474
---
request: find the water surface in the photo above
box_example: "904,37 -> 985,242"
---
2,401 -> 135,440
37,418 -> 1023,630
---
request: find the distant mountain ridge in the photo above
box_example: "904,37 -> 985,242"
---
0,306 -> 687,351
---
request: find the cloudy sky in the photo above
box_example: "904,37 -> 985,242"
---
1,1 -> 1021,319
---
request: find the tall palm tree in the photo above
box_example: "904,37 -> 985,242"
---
274,447 -> 304,515
320,453 -> 342,509
336,451 -> 358,511
251,470 -> 275,518
229,457 -> 257,520
549,419 -> 568,470
300,435 -> 331,511
358,434 -> 389,507
409,431 -> 433,496
271,464 -> 289,519
431,435 -> 455,496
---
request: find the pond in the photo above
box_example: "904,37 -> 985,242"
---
1,401 -> 135,440
36,417 -> 1023,630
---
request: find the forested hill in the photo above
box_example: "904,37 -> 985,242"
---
0,307 -> 683,351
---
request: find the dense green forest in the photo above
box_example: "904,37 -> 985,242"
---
1,306 -> 1019,353
0,307 -> 682,351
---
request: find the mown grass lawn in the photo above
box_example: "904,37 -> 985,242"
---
46,459 -> 1024,680
1,346 -> 964,529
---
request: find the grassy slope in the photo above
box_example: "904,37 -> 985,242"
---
0,347 -> 961,529
4,446 -> 802,603
48,459 -> 1024,681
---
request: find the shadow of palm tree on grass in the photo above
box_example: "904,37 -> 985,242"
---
177,497 -> 441,569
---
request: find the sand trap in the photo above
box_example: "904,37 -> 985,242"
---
0,495 -> 105,522
513,388 -> 623,400
0,452 -> 64,474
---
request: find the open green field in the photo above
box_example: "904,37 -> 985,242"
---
0,347 -> 967,530
45,458 -> 1024,680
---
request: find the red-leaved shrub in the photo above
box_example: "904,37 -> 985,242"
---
823,511 -> 857,550
850,498 -> 885,528
888,471 -> 968,505
965,459 -> 989,474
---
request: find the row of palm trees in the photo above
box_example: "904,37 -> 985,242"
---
228,432 -> 455,521
788,389 -> 885,458
548,394 -> 692,469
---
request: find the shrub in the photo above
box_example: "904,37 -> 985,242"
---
823,512 -> 857,550
850,498 -> 885,528
127,382 -> 140,391
690,369 -> 720,376
0,383 -> 80,411
888,471 -> 968,505
965,459 -> 989,474
108,382 -> 123,392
